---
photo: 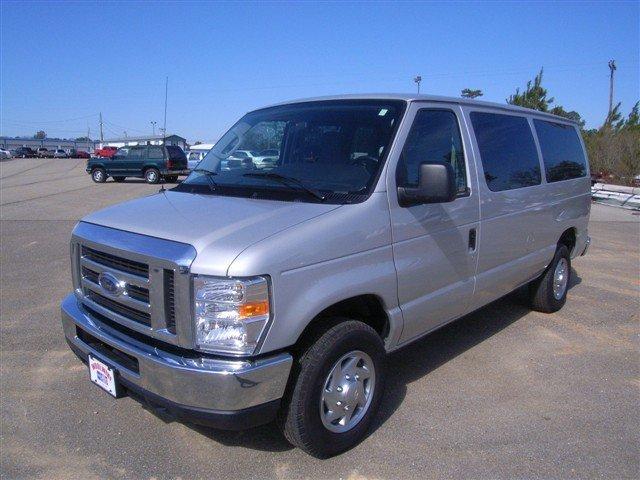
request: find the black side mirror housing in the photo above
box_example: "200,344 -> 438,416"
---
398,162 -> 457,207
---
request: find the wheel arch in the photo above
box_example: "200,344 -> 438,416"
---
558,227 -> 577,256
290,294 -> 392,356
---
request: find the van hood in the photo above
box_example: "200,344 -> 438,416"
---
82,191 -> 341,276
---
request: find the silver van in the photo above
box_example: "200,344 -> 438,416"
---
61,94 -> 591,457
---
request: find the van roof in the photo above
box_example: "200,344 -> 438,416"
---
263,93 -> 580,125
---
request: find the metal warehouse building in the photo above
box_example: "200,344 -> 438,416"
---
100,134 -> 187,150
0,137 -> 99,152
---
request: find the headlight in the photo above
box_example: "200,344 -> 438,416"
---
193,275 -> 270,355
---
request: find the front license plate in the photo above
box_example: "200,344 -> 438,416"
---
88,355 -> 119,397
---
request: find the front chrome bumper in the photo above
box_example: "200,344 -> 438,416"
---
61,294 -> 292,416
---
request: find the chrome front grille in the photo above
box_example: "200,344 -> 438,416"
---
71,222 -> 196,348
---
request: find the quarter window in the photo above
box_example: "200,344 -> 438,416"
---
149,147 -> 164,159
397,109 -> 467,193
470,112 -> 541,191
533,119 -> 587,182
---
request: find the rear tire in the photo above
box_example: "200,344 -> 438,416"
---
113,176 -> 126,183
529,244 -> 571,313
278,319 -> 386,458
144,168 -> 160,184
91,168 -> 107,183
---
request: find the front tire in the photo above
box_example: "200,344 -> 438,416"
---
278,319 -> 386,458
91,168 -> 107,183
529,244 -> 571,313
144,168 -> 160,184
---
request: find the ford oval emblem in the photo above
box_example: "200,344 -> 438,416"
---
98,272 -> 126,296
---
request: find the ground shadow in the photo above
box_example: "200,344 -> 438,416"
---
137,273 -> 581,453
106,178 -> 183,184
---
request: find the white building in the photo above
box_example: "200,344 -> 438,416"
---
100,134 -> 187,150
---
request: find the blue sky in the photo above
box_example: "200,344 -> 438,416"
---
1,1 -> 638,142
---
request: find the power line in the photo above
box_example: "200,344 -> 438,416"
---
0,113 -> 98,125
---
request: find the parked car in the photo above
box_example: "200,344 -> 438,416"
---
86,144 -> 188,184
53,149 -> 68,158
251,148 -> 280,169
67,149 -> 89,158
13,147 -> 37,158
61,94 -> 591,458
187,150 -> 206,170
0,148 -> 11,159
222,149 -> 257,170
93,146 -> 118,158
36,147 -> 53,158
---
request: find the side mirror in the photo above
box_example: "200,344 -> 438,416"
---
398,162 -> 457,207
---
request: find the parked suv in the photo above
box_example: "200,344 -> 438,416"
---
14,147 -> 36,158
36,147 -> 52,158
61,95 -> 591,457
86,145 -> 188,183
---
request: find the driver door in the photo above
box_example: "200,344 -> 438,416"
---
110,148 -> 129,174
387,102 -> 480,344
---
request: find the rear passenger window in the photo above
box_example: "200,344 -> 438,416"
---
397,109 -> 467,194
470,112 -> 541,191
148,147 -> 164,159
533,119 -> 587,182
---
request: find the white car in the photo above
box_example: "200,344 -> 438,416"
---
251,149 -> 280,169
187,151 -> 206,170
53,149 -> 68,158
0,148 -> 11,159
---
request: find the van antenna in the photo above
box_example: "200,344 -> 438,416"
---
162,76 -> 168,145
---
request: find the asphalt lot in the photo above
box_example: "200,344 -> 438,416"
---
1,158 -> 639,479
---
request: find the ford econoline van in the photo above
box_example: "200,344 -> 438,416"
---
61,94 -> 590,457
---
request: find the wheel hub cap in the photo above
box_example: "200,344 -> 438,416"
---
320,350 -> 375,433
553,258 -> 569,300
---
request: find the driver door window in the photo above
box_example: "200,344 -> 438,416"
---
396,109 -> 467,194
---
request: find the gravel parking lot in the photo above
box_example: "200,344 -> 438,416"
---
1,158 -> 639,479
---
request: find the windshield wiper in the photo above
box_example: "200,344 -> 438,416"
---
192,168 -> 218,192
243,172 -> 326,201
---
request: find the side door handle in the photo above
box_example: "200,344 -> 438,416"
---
468,228 -> 477,252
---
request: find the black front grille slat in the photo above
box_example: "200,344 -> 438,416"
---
81,245 -> 148,278
127,284 -> 149,303
164,269 -> 176,334
81,266 -> 99,284
86,291 -> 151,326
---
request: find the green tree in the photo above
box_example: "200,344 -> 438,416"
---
461,88 -> 483,99
549,106 -> 585,128
583,101 -> 640,182
507,68 -> 554,111
34,130 -> 46,139
75,136 -> 90,141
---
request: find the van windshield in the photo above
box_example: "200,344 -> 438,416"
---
177,100 -> 406,203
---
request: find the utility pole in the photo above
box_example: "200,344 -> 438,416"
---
608,60 -> 617,116
150,121 -> 157,136
99,112 -> 104,143
87,126 -> 91,153
413,75 -> 422,94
